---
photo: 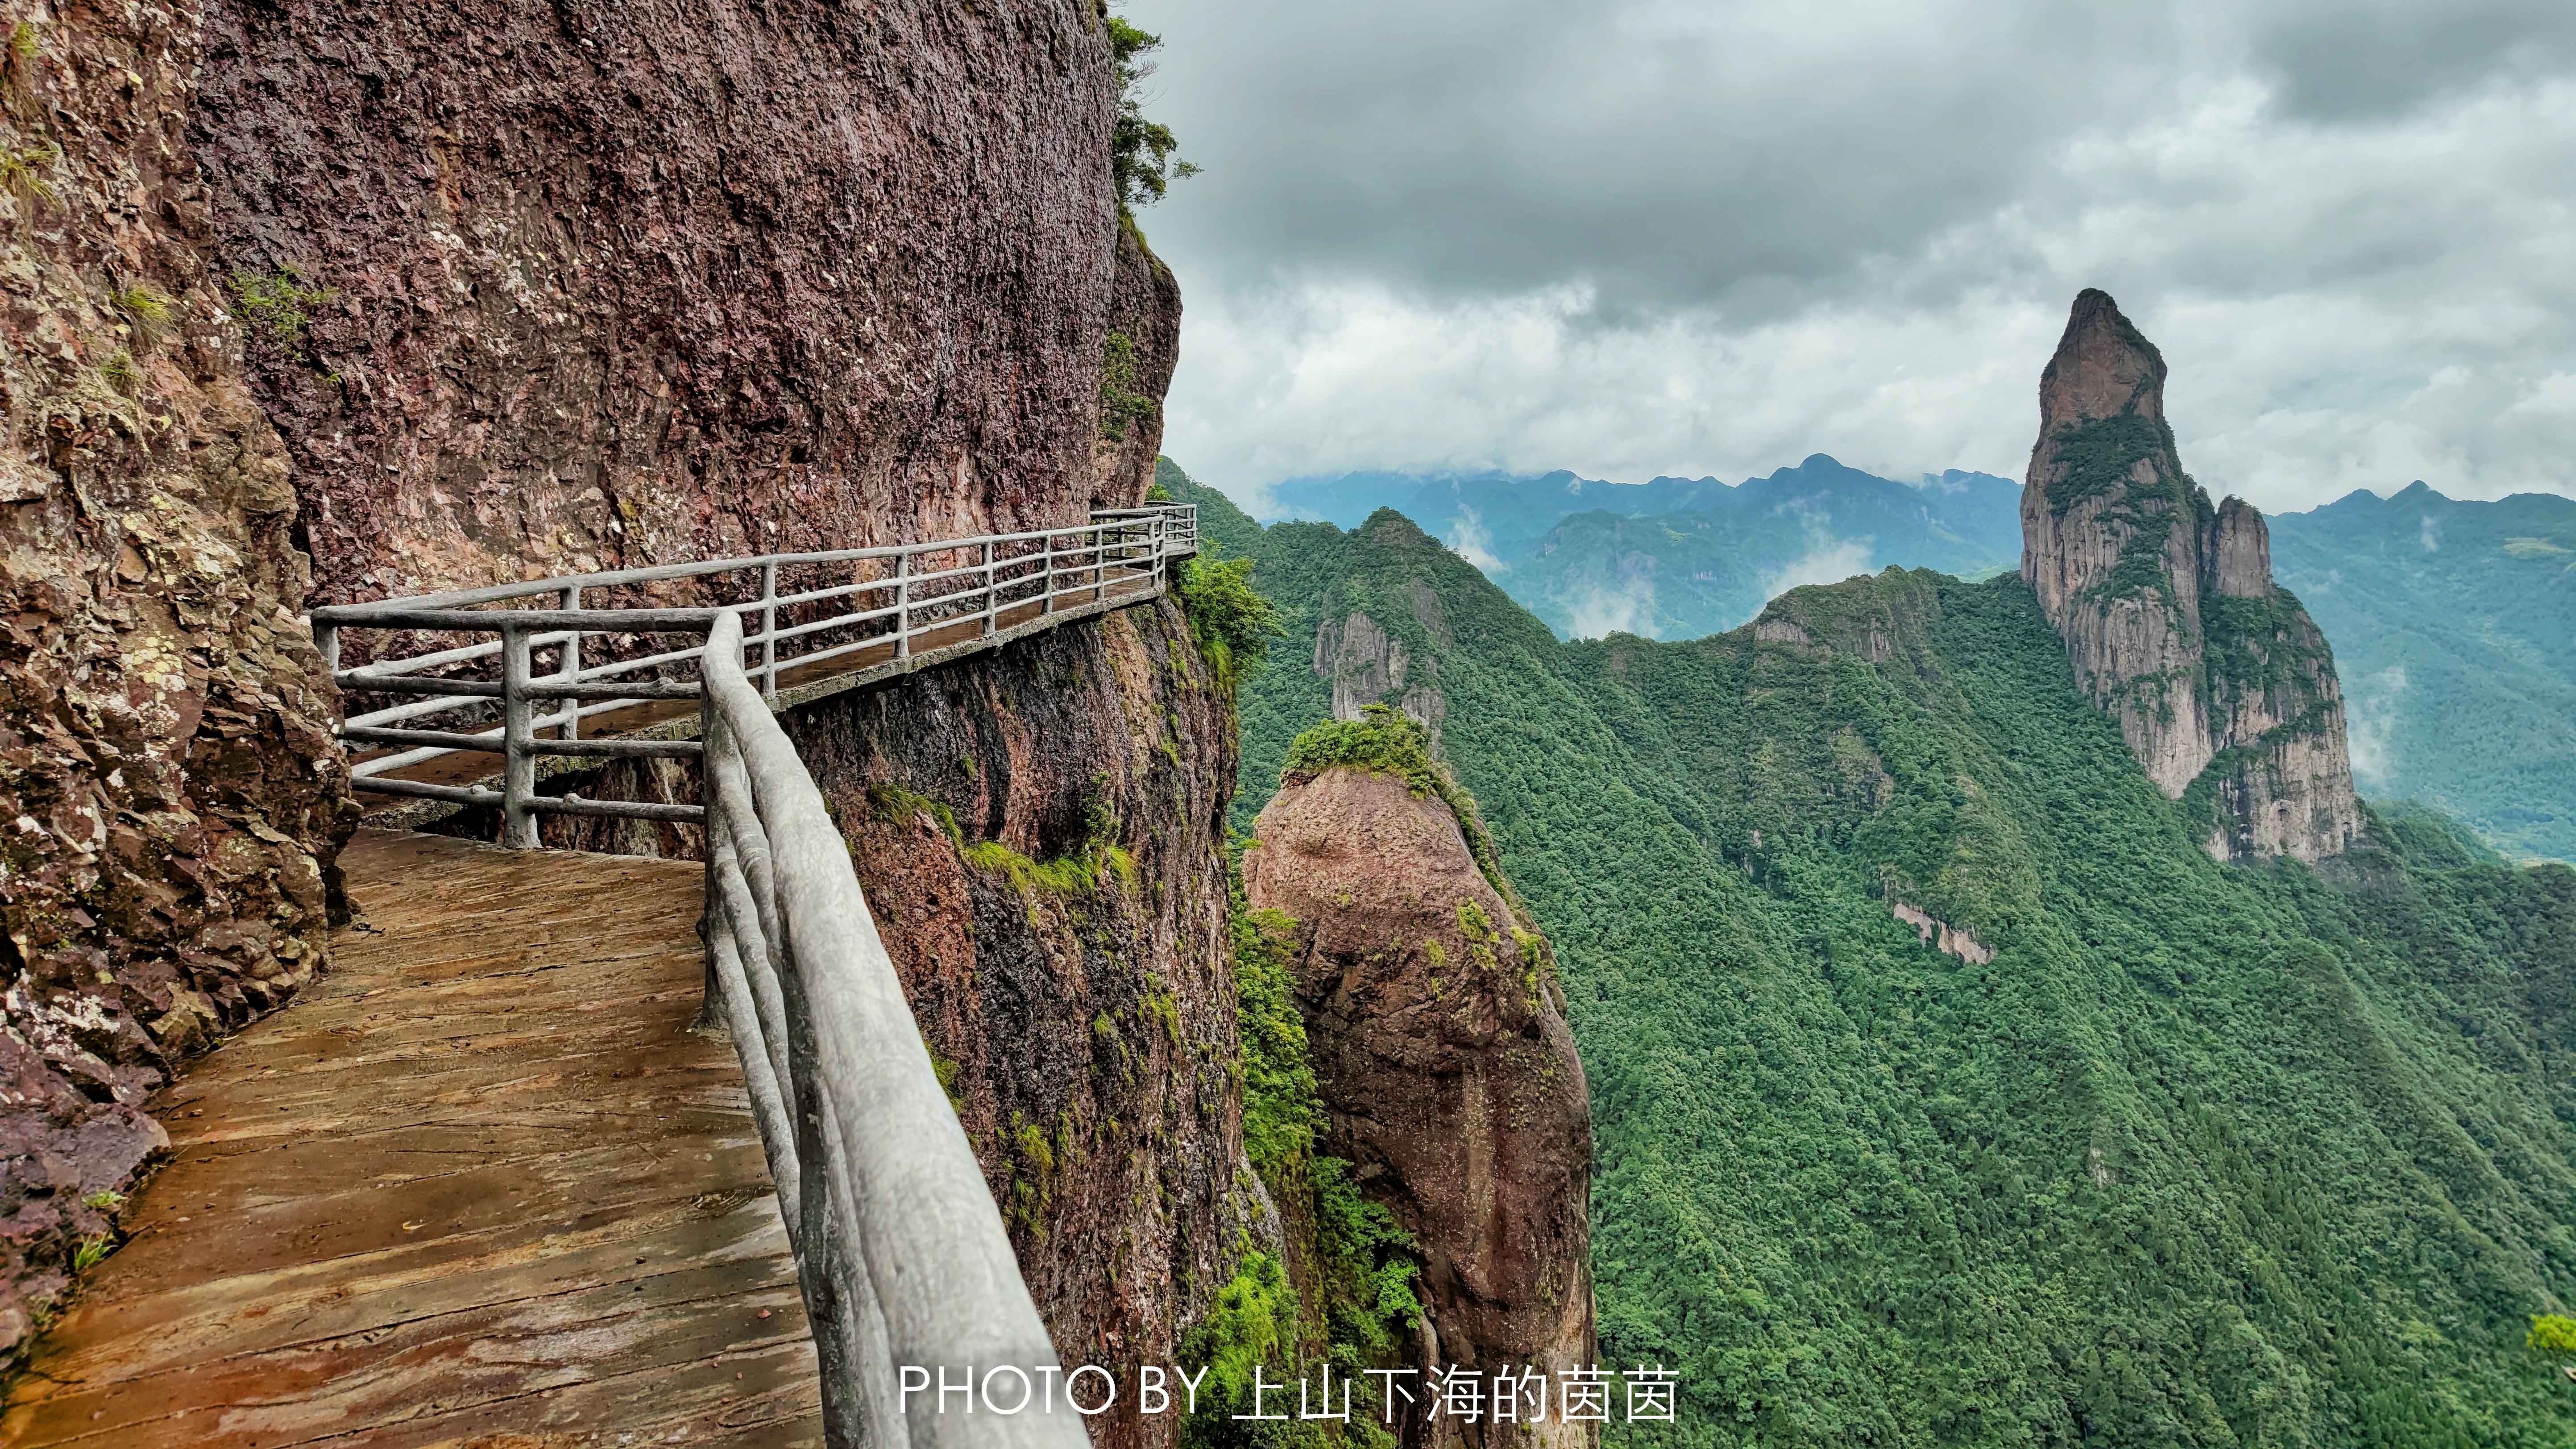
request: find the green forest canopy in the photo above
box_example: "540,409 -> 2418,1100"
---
1161,457 -> 2576,1447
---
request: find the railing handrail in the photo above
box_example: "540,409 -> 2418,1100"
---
299,507 -> 1197,1442
311,506 -> 1195,620
313,503 -> 1196,840
700,610 -> 1088,1449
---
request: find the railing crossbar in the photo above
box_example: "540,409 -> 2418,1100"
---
320,504 -> 1194,837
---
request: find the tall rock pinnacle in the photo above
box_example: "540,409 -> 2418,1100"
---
2019,290 -> 2361,863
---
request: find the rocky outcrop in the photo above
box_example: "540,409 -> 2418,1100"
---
1244,761 -> 1594,1449
1314,601 -> 1452,747
2206,496 -> 2271,599
1315,610 -> 1450,736
1890,902 -> 1994,965
1093,218 -> 1182,508
2018,290 -> 2360,862
0,2 -> 351,1358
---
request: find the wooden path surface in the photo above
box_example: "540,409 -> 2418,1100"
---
1,831 -> 821,1446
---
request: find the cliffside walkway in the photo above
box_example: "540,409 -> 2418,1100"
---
3,831 -> 822,1446
321,506 -> 1195,843
3,507 -> 1197,1446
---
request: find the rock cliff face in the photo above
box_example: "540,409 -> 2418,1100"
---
1244,762 -> 1594,1449
0,1 -> 351,1358
2018,290 -> 2360,862
1094,218 -> 1181,507
189,0 -> 1153,610
794,599 -> 1246,1449
1312,555 -> 1457,748
1314,610 -> 1451,746
5,0 -> 1238,1425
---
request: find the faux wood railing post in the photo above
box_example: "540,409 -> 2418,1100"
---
500,624 -> 537,849
760,561 -> 780,699
558,584 -> 583,740
894,549 -> 912,660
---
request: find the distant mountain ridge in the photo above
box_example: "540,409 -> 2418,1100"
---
2269,482 -> 2576,861
1186,461 -> 2575,863
1259,455 -> 2024,639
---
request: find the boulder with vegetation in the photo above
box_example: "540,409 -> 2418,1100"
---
1244,708 -> 1595,1448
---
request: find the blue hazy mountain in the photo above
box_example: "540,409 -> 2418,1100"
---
1258,455 -> 2023,639
2270,482 -> 2576,861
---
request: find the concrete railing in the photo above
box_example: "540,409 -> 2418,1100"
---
307,504 -> 1196,846
701,610 -> 1088,1449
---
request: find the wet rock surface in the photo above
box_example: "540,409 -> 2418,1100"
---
190,0 -> 1147,610
0,0 -> 351,1358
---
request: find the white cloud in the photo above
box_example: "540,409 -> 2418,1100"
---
1124,0 -> 2576,513
1564,581 -> 1656,640
2345,664 -> 2410,786
1444,507 -> 1506,573
1761,537 -> 1879,603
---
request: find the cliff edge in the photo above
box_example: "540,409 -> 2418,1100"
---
2019,290 -> 2360,862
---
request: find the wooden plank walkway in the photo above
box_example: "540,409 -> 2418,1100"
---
0,831 -> 821,1446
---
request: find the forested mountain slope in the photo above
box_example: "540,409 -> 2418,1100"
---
2270,484 -> 2576,863
1162,461 -> 2576,1447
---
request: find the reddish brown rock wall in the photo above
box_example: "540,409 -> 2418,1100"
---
1244,766 -> 1594,1449
0,0 -> 350,1359
188,0 -> 1140,609
1094,216 -> 1181,507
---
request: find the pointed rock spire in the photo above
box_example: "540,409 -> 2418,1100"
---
2017,291 -> 2360,863
2039,287 -> 2168,428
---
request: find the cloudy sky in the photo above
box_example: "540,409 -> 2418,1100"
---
1116,0 -> 2576,515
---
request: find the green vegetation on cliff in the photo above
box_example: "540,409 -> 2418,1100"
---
1158,459 -> 2576,1446
1174,542 -> 1419,1446
1108,13 -> 1201,211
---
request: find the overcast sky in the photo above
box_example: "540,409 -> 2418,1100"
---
1116,0 -> 2576,515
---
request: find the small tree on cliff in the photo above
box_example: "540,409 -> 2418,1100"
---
1108,14 -> 1200,210
1175,550 -> 1282,689
2532,1314 -> 2576,1381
